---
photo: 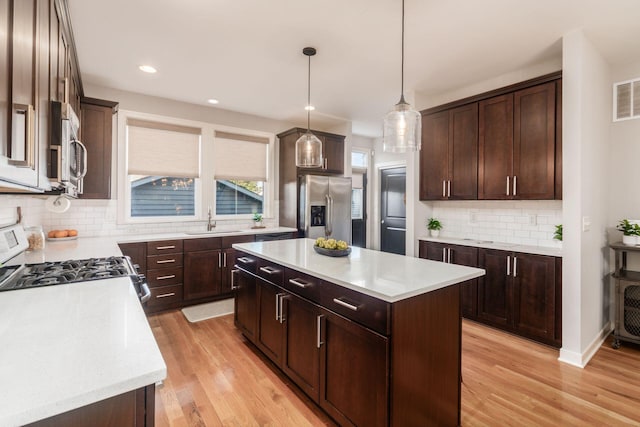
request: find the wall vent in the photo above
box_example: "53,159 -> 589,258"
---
613,78 -> 640,121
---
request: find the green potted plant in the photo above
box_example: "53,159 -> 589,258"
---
617,219 -> 640,246
553,224 -> 562,241
252,212 -> 264,229
427,218 -> 442,237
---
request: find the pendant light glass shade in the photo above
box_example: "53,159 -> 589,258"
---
295,131 -> 323,167
383,99 -> 421,152
383,0 -> 421,153
295,47 -> 323,167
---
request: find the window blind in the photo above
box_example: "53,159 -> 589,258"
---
213,131 -> 269,181
127,119 -> 201,178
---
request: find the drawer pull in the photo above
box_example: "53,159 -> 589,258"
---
156,245 -> 176,250
156,292 -> 176,298
237,257 -> 254,264
289,278 -> 311,288
231,269 -> 239,290
156,274 -> 176,280
155,259 -> 175,264
332,298 -> 360,312
259,266 -> 280,275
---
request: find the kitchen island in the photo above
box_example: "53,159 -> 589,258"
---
232,238 -> 485,427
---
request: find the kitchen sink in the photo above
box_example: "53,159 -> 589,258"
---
185,230 -> 243,235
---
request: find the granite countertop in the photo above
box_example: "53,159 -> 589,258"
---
417,236 -> 563,257
234,238 -> 485,303
0,278 -> 167,426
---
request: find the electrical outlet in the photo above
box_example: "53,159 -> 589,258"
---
582,216 -> 591,232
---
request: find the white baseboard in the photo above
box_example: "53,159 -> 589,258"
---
558,321 -> 614,368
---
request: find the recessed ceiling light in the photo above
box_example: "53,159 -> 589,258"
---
207,99 -> 219,105
138,65 -> 157,74
305,105 -> 315,111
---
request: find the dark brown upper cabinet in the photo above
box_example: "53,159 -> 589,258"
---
420,103 -> 478,200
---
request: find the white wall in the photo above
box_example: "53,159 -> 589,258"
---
560,30 -> 612,367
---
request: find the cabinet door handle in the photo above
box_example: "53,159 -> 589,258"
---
237,257 -> 254,264
333,298 -> 359,311
275,293 -> 285,321
317,315 -> 324,348
156,274 -> 176,280
223,252 -> 227,267
155,259 -> 175,264
231,269 -> 239,290
513,176 -> 517,196
259,266 -> 280,275
156,292 -> 175,298
442,180 -> 446,198
218,252 -> 222,268
506,256 -> 511,276
448,248 -> 452,264
447,180 -> 451,198
156,245 -> 176,250
442,248 -> 446,262
289,278 -> 311,288
506,176 -> 510,196
324,158 -> 328,169
513,257 -> 517,278
279,294 -> 289,324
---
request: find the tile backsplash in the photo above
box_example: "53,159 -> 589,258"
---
2,195 -> 276,237
422,200 -> 563,248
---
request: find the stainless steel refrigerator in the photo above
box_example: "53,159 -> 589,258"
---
298,175 -> 352,244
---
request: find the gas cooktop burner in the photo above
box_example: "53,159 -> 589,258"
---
0,256 -> 139,291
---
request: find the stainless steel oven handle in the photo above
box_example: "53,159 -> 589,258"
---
139,283 -> 151,304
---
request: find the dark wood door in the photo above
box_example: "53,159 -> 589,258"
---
234,268 -> 258,341
418,240 -> 447,262
449,244 -> 479,319
319,309 -> 388,427
420,110 -> 449,200
80,100 -> 115,199
282,293 -> 321,402
449,103 -> 478,199
513,82 -> 556,200
512,253 -> 556,342
380,167 -> 406,255
256,279 -> 285,364
478,94 -> 513,200
322,135 -> 344,174
478,248 -> 511,327
183,249 -> 222,300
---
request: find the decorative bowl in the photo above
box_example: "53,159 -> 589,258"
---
313,245 -> 351,257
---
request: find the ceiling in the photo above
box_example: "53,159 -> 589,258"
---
68,0 -> 640,137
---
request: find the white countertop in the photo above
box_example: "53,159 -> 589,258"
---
0,278 -> 167,426
417,236 -> 563,257
233,239 -> 485,303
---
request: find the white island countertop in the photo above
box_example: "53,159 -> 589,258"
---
0,278 -> 167,426
234,239 -> 485,303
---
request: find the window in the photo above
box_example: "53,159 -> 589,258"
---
351,150 -> 368,168
351,188 -> 363,220
125,119 -> 201,220
213,131 -> 269,217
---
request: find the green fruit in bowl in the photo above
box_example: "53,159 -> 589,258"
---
315,237 -> 326,248
336,240 -> 348,250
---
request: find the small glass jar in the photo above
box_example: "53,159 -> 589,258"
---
25,225 -> 46,251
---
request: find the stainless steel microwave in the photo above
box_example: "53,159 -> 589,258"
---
49,101 -> 86,197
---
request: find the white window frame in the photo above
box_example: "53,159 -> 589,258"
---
117,110 -> 276,224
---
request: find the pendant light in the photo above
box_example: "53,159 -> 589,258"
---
295,47 -> 323,167
383,0 -> 421,153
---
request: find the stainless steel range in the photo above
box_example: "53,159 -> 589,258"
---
0,222 -> 150,302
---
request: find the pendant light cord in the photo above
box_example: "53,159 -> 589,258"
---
400,0 -> 406,104
307,54 -> 311,131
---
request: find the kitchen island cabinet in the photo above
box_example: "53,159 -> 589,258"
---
233,239 -> 484,426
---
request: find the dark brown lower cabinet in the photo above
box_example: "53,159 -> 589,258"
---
319,309 -> 388,427
256,278 -> 285,363
233,267 -> 258,341
478,248 -> 560,346
26,384 -> 155,427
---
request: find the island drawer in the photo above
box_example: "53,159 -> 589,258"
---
256,258 -> 284,286
146,266 -> 183,287
321,282 -> 391,336
147,254 -> 183,269
147,239 -> 183,255
234,251 -> 258,274
147,284 -> 183,309
283,268 -> 321,302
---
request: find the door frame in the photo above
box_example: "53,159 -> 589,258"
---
373,161 -> 406,251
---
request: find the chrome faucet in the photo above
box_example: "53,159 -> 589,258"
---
207,206 -> 216,231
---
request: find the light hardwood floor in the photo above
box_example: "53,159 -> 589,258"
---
148,311 -> 640,426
